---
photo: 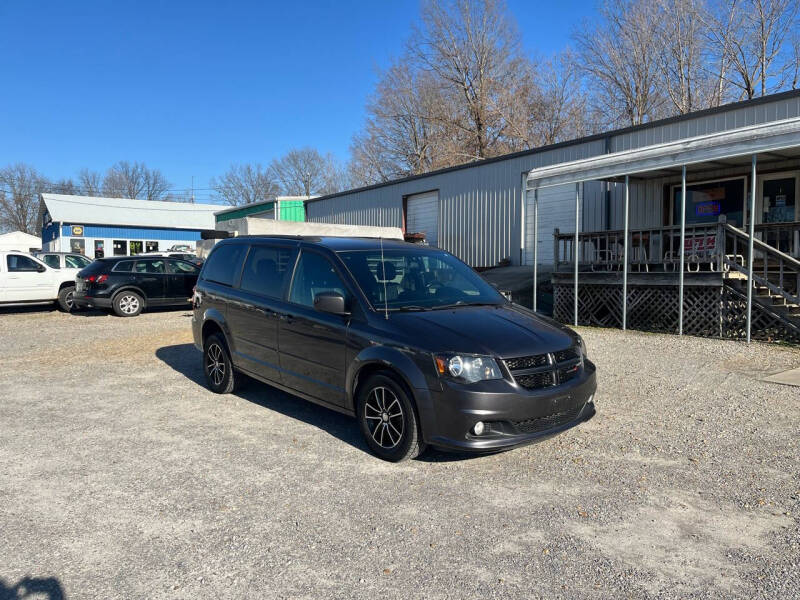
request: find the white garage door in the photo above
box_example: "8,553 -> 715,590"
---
406,191 -> 439,247
524,184 -> 576,266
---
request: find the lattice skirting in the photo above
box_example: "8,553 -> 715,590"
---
553,283 -> 800,343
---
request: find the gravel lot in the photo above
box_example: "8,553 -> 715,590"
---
1,306 -> 798,599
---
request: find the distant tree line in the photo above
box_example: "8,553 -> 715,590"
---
2,0 -> 799,233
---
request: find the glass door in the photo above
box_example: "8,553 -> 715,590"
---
758,172 -> 799,256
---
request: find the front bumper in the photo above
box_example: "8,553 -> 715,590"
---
421,360 -> 597,452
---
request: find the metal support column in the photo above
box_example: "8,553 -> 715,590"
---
533,187 -> 539,312
678,166 -> 687,335
746,155 -> 757,343
574,182 -> 581,327
622,176 -> 630,330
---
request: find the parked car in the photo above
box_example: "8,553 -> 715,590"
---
167,244 -> 193,252
192,236 -> 596,462
74,256 -> 201,317
33,251 -> 93,270
0,251 -> 78,311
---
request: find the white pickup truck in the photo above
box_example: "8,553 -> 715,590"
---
0,251 -> 79,311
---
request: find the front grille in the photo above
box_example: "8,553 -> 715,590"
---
504,346 -> 582,390
504,353 -> 549,371
515,372 -> 555,389
513,404 -> 583,434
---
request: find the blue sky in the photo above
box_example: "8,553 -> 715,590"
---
0,0 -> 594,200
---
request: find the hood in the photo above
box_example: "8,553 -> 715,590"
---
388,304 -> 576,358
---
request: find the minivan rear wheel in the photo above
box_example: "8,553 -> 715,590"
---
203,333 -> 239,394
357,373 -> 425,462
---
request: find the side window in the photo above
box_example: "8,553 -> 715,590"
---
7,255 -> 42,272
113,260 -> 134,272
42,254 -> 60,269
289,251 -> 348,307
134,259 -> 165,274
65,255 -> 90,269
239,245 -> 295,299
201,244 -> 247,287
168,260 -> 200,274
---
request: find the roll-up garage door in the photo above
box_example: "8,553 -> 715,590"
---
406,191 -> 439,247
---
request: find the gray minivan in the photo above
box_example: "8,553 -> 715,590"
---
192,236 -> 596,462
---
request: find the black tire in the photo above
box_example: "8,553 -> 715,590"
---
113,291 -> 143,317
203,333 -> 239,394
56,285 -> 76,312
357,373 -> 426,462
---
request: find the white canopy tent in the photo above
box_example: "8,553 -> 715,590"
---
525,116 -> 800,343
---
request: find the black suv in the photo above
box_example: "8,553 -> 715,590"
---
192,237 -> 596,461
74,256 -> 200,317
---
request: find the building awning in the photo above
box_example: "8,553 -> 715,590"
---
526,116 -> 800,189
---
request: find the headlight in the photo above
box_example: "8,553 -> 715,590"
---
434,353 -> 503,383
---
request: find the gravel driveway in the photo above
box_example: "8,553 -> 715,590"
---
1,307 -> 798,599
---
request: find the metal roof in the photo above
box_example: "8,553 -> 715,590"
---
526,116 -> 800,188
41,194 -> 220,230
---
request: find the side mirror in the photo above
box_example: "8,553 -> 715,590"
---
313,291 -> 350,316
37,264 -> 47,273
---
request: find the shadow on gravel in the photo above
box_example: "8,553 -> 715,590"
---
155,343 -> 373,456
70,306 -> 192,318
0,575 -> 65,599
155,343 -> 486,463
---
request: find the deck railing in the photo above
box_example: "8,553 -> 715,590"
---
554,219 -> 800,275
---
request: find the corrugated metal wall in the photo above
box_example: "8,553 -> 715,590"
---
307,92 -> 800,267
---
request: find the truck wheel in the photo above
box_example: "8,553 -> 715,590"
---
113,291 -> 143,317
57,286 -> 76,312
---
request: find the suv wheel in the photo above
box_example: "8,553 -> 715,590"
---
113,291 -> 143,317
203,333 -> 239,394
57,285 -> 75,312
357,373 -> 426,462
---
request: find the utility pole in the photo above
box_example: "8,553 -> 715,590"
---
191,176 -> 195,204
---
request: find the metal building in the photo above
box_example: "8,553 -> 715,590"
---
306,89 -> 800,270
40,194 -> 220,258
213,196 -> 312,225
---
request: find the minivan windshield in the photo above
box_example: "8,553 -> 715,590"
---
339,248 -> 505,311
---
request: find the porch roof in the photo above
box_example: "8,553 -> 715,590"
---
526,117 -> 800,189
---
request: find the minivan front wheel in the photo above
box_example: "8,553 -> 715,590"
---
357,373 -> 425,462
203,333 -> 239,394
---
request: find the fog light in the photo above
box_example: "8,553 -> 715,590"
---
472,421 -> 485,436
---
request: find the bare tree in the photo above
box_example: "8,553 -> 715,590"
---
50,178 -> 79,195
575,0 -> 667,126
78,168 -> 103,196
706,0 -> 800,99
0,163 -> 47,234
102,161 -> 170,200
408,0 -> 530,161
269,148 -> 346,197
210,164 -> 281,206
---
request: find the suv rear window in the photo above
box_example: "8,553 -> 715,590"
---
201,244 -> 247,287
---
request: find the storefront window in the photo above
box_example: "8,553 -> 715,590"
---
94,240 -> 105,258
673,178 -> 745,226
146,241 -> 159,252
70,238 -> 86,254
130,241 -> 143,255
113,240 -> 127,256
763,178 -> 796,223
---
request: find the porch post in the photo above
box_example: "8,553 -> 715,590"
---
746,154 -> 757,343
533,186 -> 539,312
622,175 -> 630,330
574,182 -> 581,327
678,165 -> 687,336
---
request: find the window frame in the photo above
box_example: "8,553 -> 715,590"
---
200,242 -> 249,288
167,259 -> 200,275
7,254 -> 44,273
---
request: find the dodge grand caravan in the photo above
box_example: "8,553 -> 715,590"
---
192,236 -> 596,461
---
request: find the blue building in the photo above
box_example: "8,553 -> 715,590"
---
40,194 -> 220,258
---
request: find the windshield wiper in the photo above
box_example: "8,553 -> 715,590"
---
431,301 -> 501,310
389,305 -> 432,312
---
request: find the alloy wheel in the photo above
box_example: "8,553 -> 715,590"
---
364,386 -> 404,449
206,343 -> 226,387
119,295 -> 139,314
